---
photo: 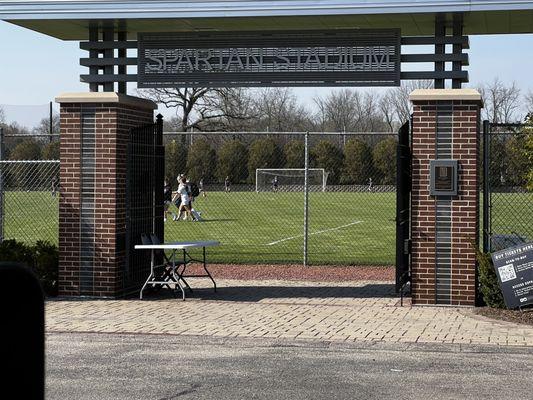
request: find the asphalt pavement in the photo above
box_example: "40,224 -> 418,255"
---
46,332 -> 533,400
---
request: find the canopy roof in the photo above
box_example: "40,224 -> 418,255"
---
1,0 -> 533,39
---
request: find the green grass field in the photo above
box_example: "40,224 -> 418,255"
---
3,191 -> 59,245
165,191 -> 396,265
488,193 -> 533,241
3,190 -> 532,265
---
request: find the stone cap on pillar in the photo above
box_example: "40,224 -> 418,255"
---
55,92 -> 158,110
409,89 -> 483,106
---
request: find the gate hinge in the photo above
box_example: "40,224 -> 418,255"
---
404,239 -> 412,255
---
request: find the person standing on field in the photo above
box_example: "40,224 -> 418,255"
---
175,176 -> 193,221
199,177 -> 207,197
163,179 -> 177,222
272,175 -> 279,192
224,176 -> 231,192
51,176 -> 59,197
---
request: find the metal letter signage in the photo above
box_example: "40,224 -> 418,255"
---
491,242 -> 533,309
138,30 -> 400,88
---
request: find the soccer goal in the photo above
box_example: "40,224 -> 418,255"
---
255,168 -> 328,192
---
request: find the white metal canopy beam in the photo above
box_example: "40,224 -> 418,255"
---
1,1 -> 533,38
1,1 -> 533,20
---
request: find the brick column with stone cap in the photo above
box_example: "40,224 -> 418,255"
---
409,89 -> 482,306
56,92 -> 157,297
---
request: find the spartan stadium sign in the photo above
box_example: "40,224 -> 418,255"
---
138,29 -> 400,87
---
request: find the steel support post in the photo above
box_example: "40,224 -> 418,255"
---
434,15 -> 446,89
103,25 -> 115,92
482,120 -> 490,252
118,31 -> 127,94
88,23 -> 99,92
452,13 -> 464,89
0,127 -> 3,242
303,132 -> 309,266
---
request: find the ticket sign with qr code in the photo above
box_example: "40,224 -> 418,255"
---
491,242 -> 533,309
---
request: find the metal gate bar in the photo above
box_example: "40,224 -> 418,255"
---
124,115 -> 164,293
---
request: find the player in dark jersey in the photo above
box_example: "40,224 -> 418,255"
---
163,180 -> 176,222
272,176 -> 279,192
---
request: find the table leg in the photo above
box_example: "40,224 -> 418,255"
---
160,249 -> 176,289
140,249 -> 155,300
172,250 -> 186,301
203,247 -> 217,293
178,249 -> 193,293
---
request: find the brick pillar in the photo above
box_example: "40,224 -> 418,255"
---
409,89 -> 482,306
56,93 -> 157,297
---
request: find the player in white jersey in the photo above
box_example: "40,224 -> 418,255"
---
175,176 -> 192,221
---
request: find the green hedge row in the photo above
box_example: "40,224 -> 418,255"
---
476,249 -> 505,308
0,240 -> 58,296
166,137 -> 398,185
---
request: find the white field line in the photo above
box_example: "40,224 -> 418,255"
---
266,221 -> 362,246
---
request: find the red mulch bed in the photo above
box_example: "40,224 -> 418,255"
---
475,307 -> 533,326
185,264 -> 394,282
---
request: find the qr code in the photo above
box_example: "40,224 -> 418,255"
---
498,264 -> 517,283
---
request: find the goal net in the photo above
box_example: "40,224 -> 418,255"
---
255,168 -> 328,192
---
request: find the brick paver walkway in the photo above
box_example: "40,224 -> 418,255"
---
46,279 -> 533,346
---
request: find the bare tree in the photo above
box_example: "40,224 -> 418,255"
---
252,88 -> 312,132
360,92 -> 388,132
379,91 -> 397,132
138,87 -> 257,146
477,79 -> 521,123
525,91 -> 533,116
137,88 -> 218,134
199,88 -> 256,132
0,106 -> 5,126
312,98 -> 329,132
313,89 -> 364,132
33,113 -> 60,137
386,80 -> 433,124
313,89 -> 389,132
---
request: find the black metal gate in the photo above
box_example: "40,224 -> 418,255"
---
124,115 -> 165,294
482,121 -> 532,252
396,120 -> 412,292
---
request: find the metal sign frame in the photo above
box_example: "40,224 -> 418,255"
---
137,29 -> 401,88
491,242 -> 533,309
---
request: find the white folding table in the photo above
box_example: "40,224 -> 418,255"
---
135,240 -> 220,300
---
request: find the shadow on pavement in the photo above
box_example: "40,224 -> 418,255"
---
140,283 -> 397,302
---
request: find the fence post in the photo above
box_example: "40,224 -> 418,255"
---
482,120 -> 490,252
303,131 -> 309,267
49,101 -> 53,143
154,114 -> 164,235
0,126 -> 3,242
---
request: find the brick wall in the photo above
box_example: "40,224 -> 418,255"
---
411,99 -> 480,306
58,105 -> 82,295
58,101 -> 154,297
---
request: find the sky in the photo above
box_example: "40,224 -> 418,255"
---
1,20 -> 533,128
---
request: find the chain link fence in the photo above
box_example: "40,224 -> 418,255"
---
0,160 -> 60,244
0,129 -> 60,245
483,122 -> 533,251
0,127 -> 399,266
163,131 -> 397,266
